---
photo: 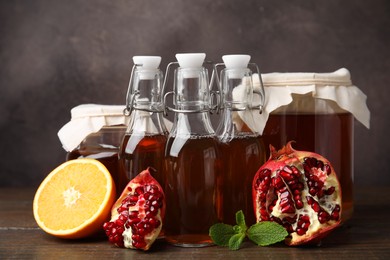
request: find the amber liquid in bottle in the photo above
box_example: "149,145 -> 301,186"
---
262,113 -> 354,221
219,135 -> 266,226
164,136 -> 222,246
118,134 -> 167,193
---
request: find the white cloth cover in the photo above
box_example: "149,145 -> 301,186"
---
235,68 -> 370,134
57,104 -> 130,152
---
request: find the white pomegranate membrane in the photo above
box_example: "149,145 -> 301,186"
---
253,142 -> 342,246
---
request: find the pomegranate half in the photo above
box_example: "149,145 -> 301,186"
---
103,167 -> 165,250
252,142 -> 342,246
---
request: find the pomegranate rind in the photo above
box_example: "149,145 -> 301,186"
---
105,167 -> 165,251
286,220 -> 341,246
253,141 -> 342,246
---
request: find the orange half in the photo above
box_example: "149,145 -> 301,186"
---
33,159 -> 116,239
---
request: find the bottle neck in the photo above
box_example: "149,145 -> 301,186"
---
169,66 -> 215,137
170,112 -> 215,137
126,69 -> 164,114
217,106 -> 258,143
127,110 -> 167,136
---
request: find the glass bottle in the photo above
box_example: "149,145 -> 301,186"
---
163,53 -> 222,247
118,56 -> 168,193
215,55 -> 266,226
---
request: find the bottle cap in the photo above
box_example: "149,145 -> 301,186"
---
222,54 -> 251,69
132,56 -> 161,79
176,53 -> 206,78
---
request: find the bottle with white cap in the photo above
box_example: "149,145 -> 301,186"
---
118,56 -> 168,193
163,53 -> 222,247
215,54 -> 266,226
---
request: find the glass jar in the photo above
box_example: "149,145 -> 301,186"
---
67,125 -> 127,192
258,69 -> 370,222
58,104 -> 129,196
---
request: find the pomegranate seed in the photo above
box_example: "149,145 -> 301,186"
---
273,176 -> 284,189
261,215 -> 270,221
129,211 -> 139,219
325,186 -> 335,195
117,206 -> 127,213
115,219 -> 125,226
135,186 -> 144,195
303,163 -> 311,174
325,164 -> 332,175
133,241 -> 147,249
331,205 -> 341,220
311,202 -> 321,213
331,211 -> 340,221
280,170 -> 294,181
143,223 -> 152,232
280,191 -> 290,199
296,228 -> 306,236
302,222 -> 310,230
132,234 -> 141,241
143,192 -> 151,201
317,189 -> 324,198
295,200 -> 303,209
127,186 -> 132,192
292,166 -> 300,177
309,187 -> 317,196
281,204 -> 295,213
128,217 -> 141,225
287,179 -> 298,187
103,222 -> 110,230
137,228 -> 146,236
129,195 -> 138,203
318,211 -> 330,223
283,215 -> 297,224
317,160 -> 324,170
300,215 -> 310,222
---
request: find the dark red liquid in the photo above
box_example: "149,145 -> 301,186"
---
118,134 -> 167,194
262,113 -> 354,221
218,135 -> 266,226
164,136 -> 222,246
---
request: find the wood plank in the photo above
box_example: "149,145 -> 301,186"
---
0,187 -> 389,259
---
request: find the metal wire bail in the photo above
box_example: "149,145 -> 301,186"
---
124,63 -> 139,116
248,62 -> 265,114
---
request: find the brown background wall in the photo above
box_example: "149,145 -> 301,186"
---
0,0 -> 389,187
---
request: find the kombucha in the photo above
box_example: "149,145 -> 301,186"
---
164,136 -> 222,246
218,135 -> 265,226
118,134 -> 167,193
262,113 -> 354,221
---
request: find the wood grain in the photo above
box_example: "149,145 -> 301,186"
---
1,187 -> 389,259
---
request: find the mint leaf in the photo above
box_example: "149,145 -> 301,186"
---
235,210 -> 247,232
209,223 -> 236,247
228,233 -> 246,250
247,221 -> 288,246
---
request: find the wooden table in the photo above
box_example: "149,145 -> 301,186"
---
1,187 -> 389,259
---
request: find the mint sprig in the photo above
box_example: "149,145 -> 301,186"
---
209,210 -> 288,250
